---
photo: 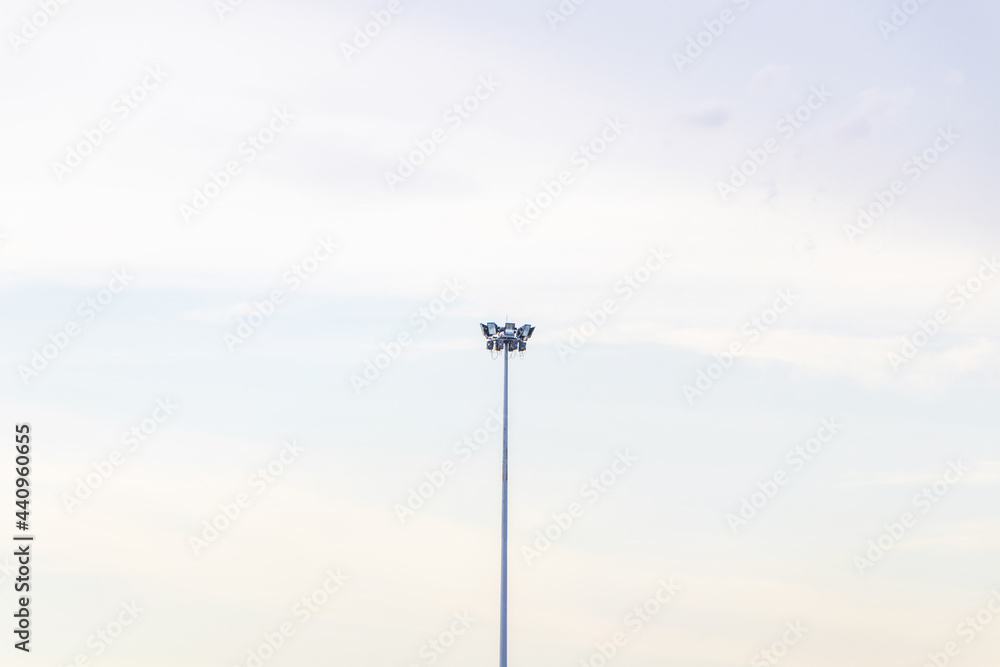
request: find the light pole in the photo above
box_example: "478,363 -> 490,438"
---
480,321 -> 534,667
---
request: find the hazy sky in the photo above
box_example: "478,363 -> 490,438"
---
1,1 -> 999,666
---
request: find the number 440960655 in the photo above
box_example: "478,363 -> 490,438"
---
15,424 -> 30,531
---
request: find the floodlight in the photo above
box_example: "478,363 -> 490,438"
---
477,319 -> 536,667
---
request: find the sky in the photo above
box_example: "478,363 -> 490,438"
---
1,0 -> 999,666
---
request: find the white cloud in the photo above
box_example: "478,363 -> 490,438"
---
835,87 -> 914,139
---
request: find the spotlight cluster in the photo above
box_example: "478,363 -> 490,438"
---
480,322 -> 534,352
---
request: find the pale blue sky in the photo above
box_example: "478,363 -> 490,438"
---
1,0 -> 998,666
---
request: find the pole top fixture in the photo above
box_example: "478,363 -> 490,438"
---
480,322 -> 534,354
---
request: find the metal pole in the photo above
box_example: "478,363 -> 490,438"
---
500,344 -> 509,667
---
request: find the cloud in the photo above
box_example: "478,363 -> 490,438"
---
676,104 -> 731,128
180,303 -> 254,324
944,68 -> 965,88
835,87 -> 914,139
577,318 -> 999,397
837,462 -> 1000,489
749,64 -> 791,94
